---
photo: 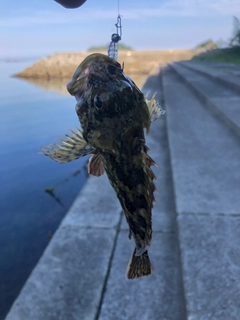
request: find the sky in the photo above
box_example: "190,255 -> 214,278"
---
1,0 -> 240,58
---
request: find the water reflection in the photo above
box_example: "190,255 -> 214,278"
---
23,77 -> 69,95
23,74 -> 148,95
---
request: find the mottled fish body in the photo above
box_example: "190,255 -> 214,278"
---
41,53 -> 163,279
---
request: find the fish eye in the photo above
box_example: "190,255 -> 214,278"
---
94,95 -> 103,110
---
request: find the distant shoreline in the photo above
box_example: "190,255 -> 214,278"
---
14,49 -> 197,79
0,57 -> 42,63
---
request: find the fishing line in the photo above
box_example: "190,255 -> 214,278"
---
107,0 -> 122,61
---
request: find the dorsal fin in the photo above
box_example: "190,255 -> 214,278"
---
145,93 -> 165,123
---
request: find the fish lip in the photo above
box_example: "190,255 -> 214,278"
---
67,66 -> 90,96
67,78 -> 84,96
73,88 -> 85,102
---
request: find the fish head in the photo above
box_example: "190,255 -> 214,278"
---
67,53 -> 150,152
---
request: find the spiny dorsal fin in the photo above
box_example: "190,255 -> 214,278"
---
145,93 -> 165,123
40,127 -> 95,163
88,154 -> 105,176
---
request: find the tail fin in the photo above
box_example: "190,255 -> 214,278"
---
126,248 -> 152,279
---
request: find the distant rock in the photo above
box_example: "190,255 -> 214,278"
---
195,39 -> 218,50
14,52 -> 89,79
14,50 -> 195,79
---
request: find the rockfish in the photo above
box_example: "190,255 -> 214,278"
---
41,53 -> 163,279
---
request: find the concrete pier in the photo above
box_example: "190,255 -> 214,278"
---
6,61 -> 240,320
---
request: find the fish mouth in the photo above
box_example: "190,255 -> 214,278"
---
67,53 -> 121,96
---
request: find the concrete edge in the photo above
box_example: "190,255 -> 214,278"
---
161,65 -> 188,320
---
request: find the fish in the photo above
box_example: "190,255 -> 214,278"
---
40,53 -> 163,279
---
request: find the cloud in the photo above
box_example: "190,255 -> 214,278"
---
0,12 -> 80,27
0,0 -> 239,28
123,0 -> 240,19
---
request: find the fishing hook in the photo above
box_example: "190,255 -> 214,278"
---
108,15 -> 123,61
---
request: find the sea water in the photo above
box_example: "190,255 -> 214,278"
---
0,59 -> 89,319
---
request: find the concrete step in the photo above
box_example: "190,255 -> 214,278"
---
178,60 -> 240,93
162,66 -> 240,320
5,174 -> 122,320
170,62 -> 240,140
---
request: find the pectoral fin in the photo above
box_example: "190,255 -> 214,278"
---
40,127 -> 95,163
88,153 -> 105,176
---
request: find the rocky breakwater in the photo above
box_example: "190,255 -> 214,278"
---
14,50 -> 195,79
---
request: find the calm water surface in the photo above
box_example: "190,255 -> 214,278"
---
0,60 -> 89,319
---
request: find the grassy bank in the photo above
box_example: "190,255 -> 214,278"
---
192,46 -> 240,64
